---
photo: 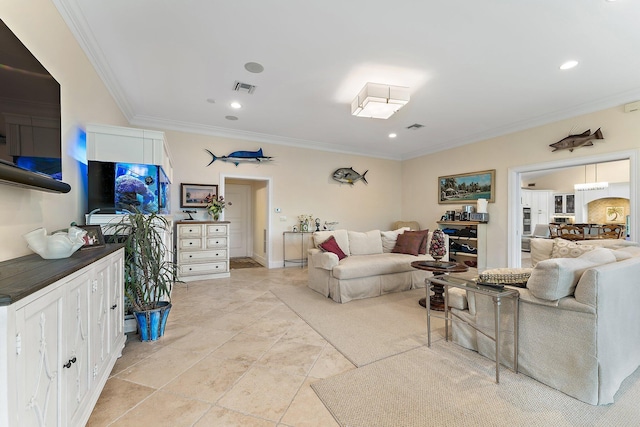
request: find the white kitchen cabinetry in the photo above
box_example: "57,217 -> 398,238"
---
1,246 -> 124,427
522,190 -> 552,231
86,123 -> 174,182
176,221 -> 230,281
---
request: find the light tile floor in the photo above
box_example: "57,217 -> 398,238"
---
87,266 -> 351,427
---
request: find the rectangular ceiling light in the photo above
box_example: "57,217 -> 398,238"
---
351,83 -> 410,119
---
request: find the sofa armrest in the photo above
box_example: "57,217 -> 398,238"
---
308,248 -> 339,270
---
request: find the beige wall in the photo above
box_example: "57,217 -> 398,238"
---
0,0 -> 128,261
402,106 -> 640,268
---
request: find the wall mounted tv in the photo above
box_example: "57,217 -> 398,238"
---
0,19 -> 70,193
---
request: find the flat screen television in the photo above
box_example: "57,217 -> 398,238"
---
0,18 -> 70,193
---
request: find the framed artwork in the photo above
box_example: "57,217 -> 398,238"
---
438,169 -> 495,204
180,183 -> 217,208
77,225 -> 105,249
606,206 -> 624,223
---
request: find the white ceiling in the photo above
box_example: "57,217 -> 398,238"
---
54,0 -> 640,160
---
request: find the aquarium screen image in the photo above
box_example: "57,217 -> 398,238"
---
88,161 -> 170,214
15,156 -> 62,180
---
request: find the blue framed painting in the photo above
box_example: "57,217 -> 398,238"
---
438,169 -> 495,204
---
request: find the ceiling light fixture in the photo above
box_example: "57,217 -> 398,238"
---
560,60 -> 579,70
574,163 -> 609,191
230,102 -> 242,109
388,133 -> 397,138
351,83 -> 410,119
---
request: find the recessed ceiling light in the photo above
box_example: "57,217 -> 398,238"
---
225,116 -> 239,121
560,60 -> 579,70
388,133 -> 397,138
244,62 -> 264,73
230,102 -> 242,109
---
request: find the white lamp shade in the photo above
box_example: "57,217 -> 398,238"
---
351,83 -> 410,119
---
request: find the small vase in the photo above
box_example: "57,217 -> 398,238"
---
210,211 -> 220,221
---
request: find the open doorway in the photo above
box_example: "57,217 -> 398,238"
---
219,174 -> 272,268
508,150 -> 638,267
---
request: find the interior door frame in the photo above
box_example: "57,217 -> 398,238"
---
219,173 -> 273,268
508,149 -> 638,267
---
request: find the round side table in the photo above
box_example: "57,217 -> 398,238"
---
410,261 -> 469,311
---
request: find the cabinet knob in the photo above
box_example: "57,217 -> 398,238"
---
189,242 -> 193,245
63,357 -> 77,369
111,304 -> 117,310
189,255 -> 193,258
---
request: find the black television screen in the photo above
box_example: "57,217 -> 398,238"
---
0,18 -> 68,193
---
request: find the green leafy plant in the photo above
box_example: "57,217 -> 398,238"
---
110,209 -> 177,312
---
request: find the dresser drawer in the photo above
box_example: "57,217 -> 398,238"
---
179,262 -> 228,276
206,236 -> 228,249
179,238 -> 203,250
206,224 -> 228,236
179,249 -> 227,263
178,224 -> 203,238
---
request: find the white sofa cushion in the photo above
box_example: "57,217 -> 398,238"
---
348,230 -> 383,255
527,248 -> 617,302
380,227 -> 410,253
314,229 -> 350,256
332,253 -> 431,280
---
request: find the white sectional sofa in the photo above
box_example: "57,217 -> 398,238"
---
307,228 -> 448,303
450,237 -> 640,405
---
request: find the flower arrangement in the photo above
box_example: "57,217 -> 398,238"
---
298,214 -> 314,223
429,229 -> 446,261
204,194 -> 231,220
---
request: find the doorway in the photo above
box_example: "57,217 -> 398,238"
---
508,150 -> 638,267
219,174 -> 272,268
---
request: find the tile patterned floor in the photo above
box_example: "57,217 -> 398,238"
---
87,267 -> 351,426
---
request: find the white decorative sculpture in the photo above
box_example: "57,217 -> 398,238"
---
23,226 -> 88,259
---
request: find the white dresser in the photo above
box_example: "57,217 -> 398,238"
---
176,221 -> 230,281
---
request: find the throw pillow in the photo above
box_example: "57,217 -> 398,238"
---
403,229 -> 429,254
313,229 -> 350,256
479,267 -> 533,288
318,235 -> 347,260
550,238 -> 594,259
348,230 -> 383,255
380,227 -> 410,253
392,232 -> 424,256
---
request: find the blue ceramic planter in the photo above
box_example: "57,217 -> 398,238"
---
134,301 -> 172,341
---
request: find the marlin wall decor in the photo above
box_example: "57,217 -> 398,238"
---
549,128 -> 604,152
206,148 -> 273,166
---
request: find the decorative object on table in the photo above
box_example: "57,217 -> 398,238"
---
606,206 -> 624,223
23,226 -> 87,259
292,225 -> 298,232
298,214 -> 313,232
109,209 -> 178,341
332,167 -> 368,185
478,267 -> 533,288
180,183 -> 218,208
77,225 -> 106,249
324,221 -> 339,230
205,148 -> 273,166
204,193 -> 231,221
315,218 -> 321,231
476,198 -> 488,213
429,229 -> 446,263
182,210 -> 196,220
439,169 -> 495,204
549,128 -> 603,152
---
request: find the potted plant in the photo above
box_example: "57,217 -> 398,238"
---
110,209 -> 177,341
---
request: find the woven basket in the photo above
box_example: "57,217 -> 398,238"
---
479,267 -> 533,286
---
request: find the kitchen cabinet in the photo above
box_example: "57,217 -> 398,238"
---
522,190 -> 552,232
176,221 -> 230,281
1,246 -> 124,427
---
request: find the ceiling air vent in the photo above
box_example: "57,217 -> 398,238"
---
233,81 -> 256,94
406,123 -> 424,130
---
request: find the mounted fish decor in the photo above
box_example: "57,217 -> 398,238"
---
206,148 -> 273,167
549,128 -> 603,152
332,167 -> 368,185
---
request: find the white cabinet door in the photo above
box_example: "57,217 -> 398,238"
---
15,288 -> 64,427
63,272 -> 92,426
90,258 -> 112,384
109,252 -> 124,355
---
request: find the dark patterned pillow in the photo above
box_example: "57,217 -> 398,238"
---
404,229 -> 429,254
319,235 -> 347,260
392,232 -> 424,256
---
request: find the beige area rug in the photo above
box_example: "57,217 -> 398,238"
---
229,257 -> 263,269
271,287 -> 441,367
311,343 -> 640,427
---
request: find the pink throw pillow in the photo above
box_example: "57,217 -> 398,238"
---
319,235 -> 347,260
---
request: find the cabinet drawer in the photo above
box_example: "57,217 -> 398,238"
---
179,250 -> 227,263
178,224 -> 203,238
179,262 -> 228,276
206,224 -> 228,236
179,238 -> 203,250
206,236 -> 228,248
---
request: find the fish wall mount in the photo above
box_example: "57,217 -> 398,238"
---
549,128 -> 604,152
206,148 -> 273,167
332,167 -> 368,185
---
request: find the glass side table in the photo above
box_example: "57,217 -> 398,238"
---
426,275 -> 520,383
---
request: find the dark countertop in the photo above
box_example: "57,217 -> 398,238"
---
0,244 -> 124,306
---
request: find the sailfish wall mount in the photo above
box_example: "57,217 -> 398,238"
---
206,148 -> 273,166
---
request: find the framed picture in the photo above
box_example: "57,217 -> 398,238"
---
438,169 -> 495,204
606,206 -> 624,223
180,183 -> 218,208
77,225 -> 105,249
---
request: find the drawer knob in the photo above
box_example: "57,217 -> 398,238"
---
189,255 -> 193,258
189,242 -> 193,245
111,304 -> 117,310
